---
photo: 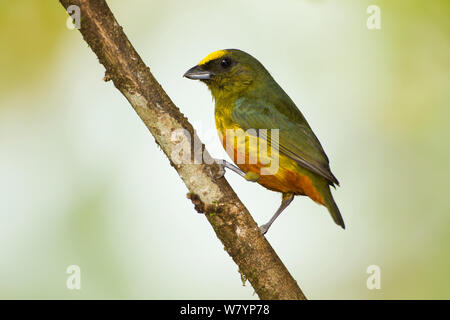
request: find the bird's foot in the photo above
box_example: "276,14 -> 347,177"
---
214,159 -> 245,178
213,159 -> 260,183
211,162 -> 226,181
258,193 -> 295,235
259,223 -> 270,235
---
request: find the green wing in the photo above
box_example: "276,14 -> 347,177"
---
232,95 -> 339,186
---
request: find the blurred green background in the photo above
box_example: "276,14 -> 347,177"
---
0,0 -> 449,299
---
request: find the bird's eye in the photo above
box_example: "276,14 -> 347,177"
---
220,58 -> 231,69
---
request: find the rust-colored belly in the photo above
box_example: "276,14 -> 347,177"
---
218,129 -> 324,205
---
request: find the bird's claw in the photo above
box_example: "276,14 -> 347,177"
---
259,224 -> 269,235
212,163 -> 226,181
212,159 -> 259,183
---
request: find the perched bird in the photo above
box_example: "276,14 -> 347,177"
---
184,49 -> 344,234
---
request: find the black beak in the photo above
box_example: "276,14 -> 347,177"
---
183,65 -> 215,80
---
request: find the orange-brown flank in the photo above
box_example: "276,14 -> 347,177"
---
221,133 -> 325,205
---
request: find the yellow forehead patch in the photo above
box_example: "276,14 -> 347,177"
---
198,50 -> 227,66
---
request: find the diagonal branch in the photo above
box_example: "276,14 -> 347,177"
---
59,0 -> 306,300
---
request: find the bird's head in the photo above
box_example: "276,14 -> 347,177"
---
184,49 -> 268,100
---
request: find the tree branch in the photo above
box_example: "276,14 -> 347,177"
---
59,0 -> 306,300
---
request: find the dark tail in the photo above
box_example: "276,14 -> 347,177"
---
323,187 -> 345,229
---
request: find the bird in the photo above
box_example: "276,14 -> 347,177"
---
184,49 -> 344,234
